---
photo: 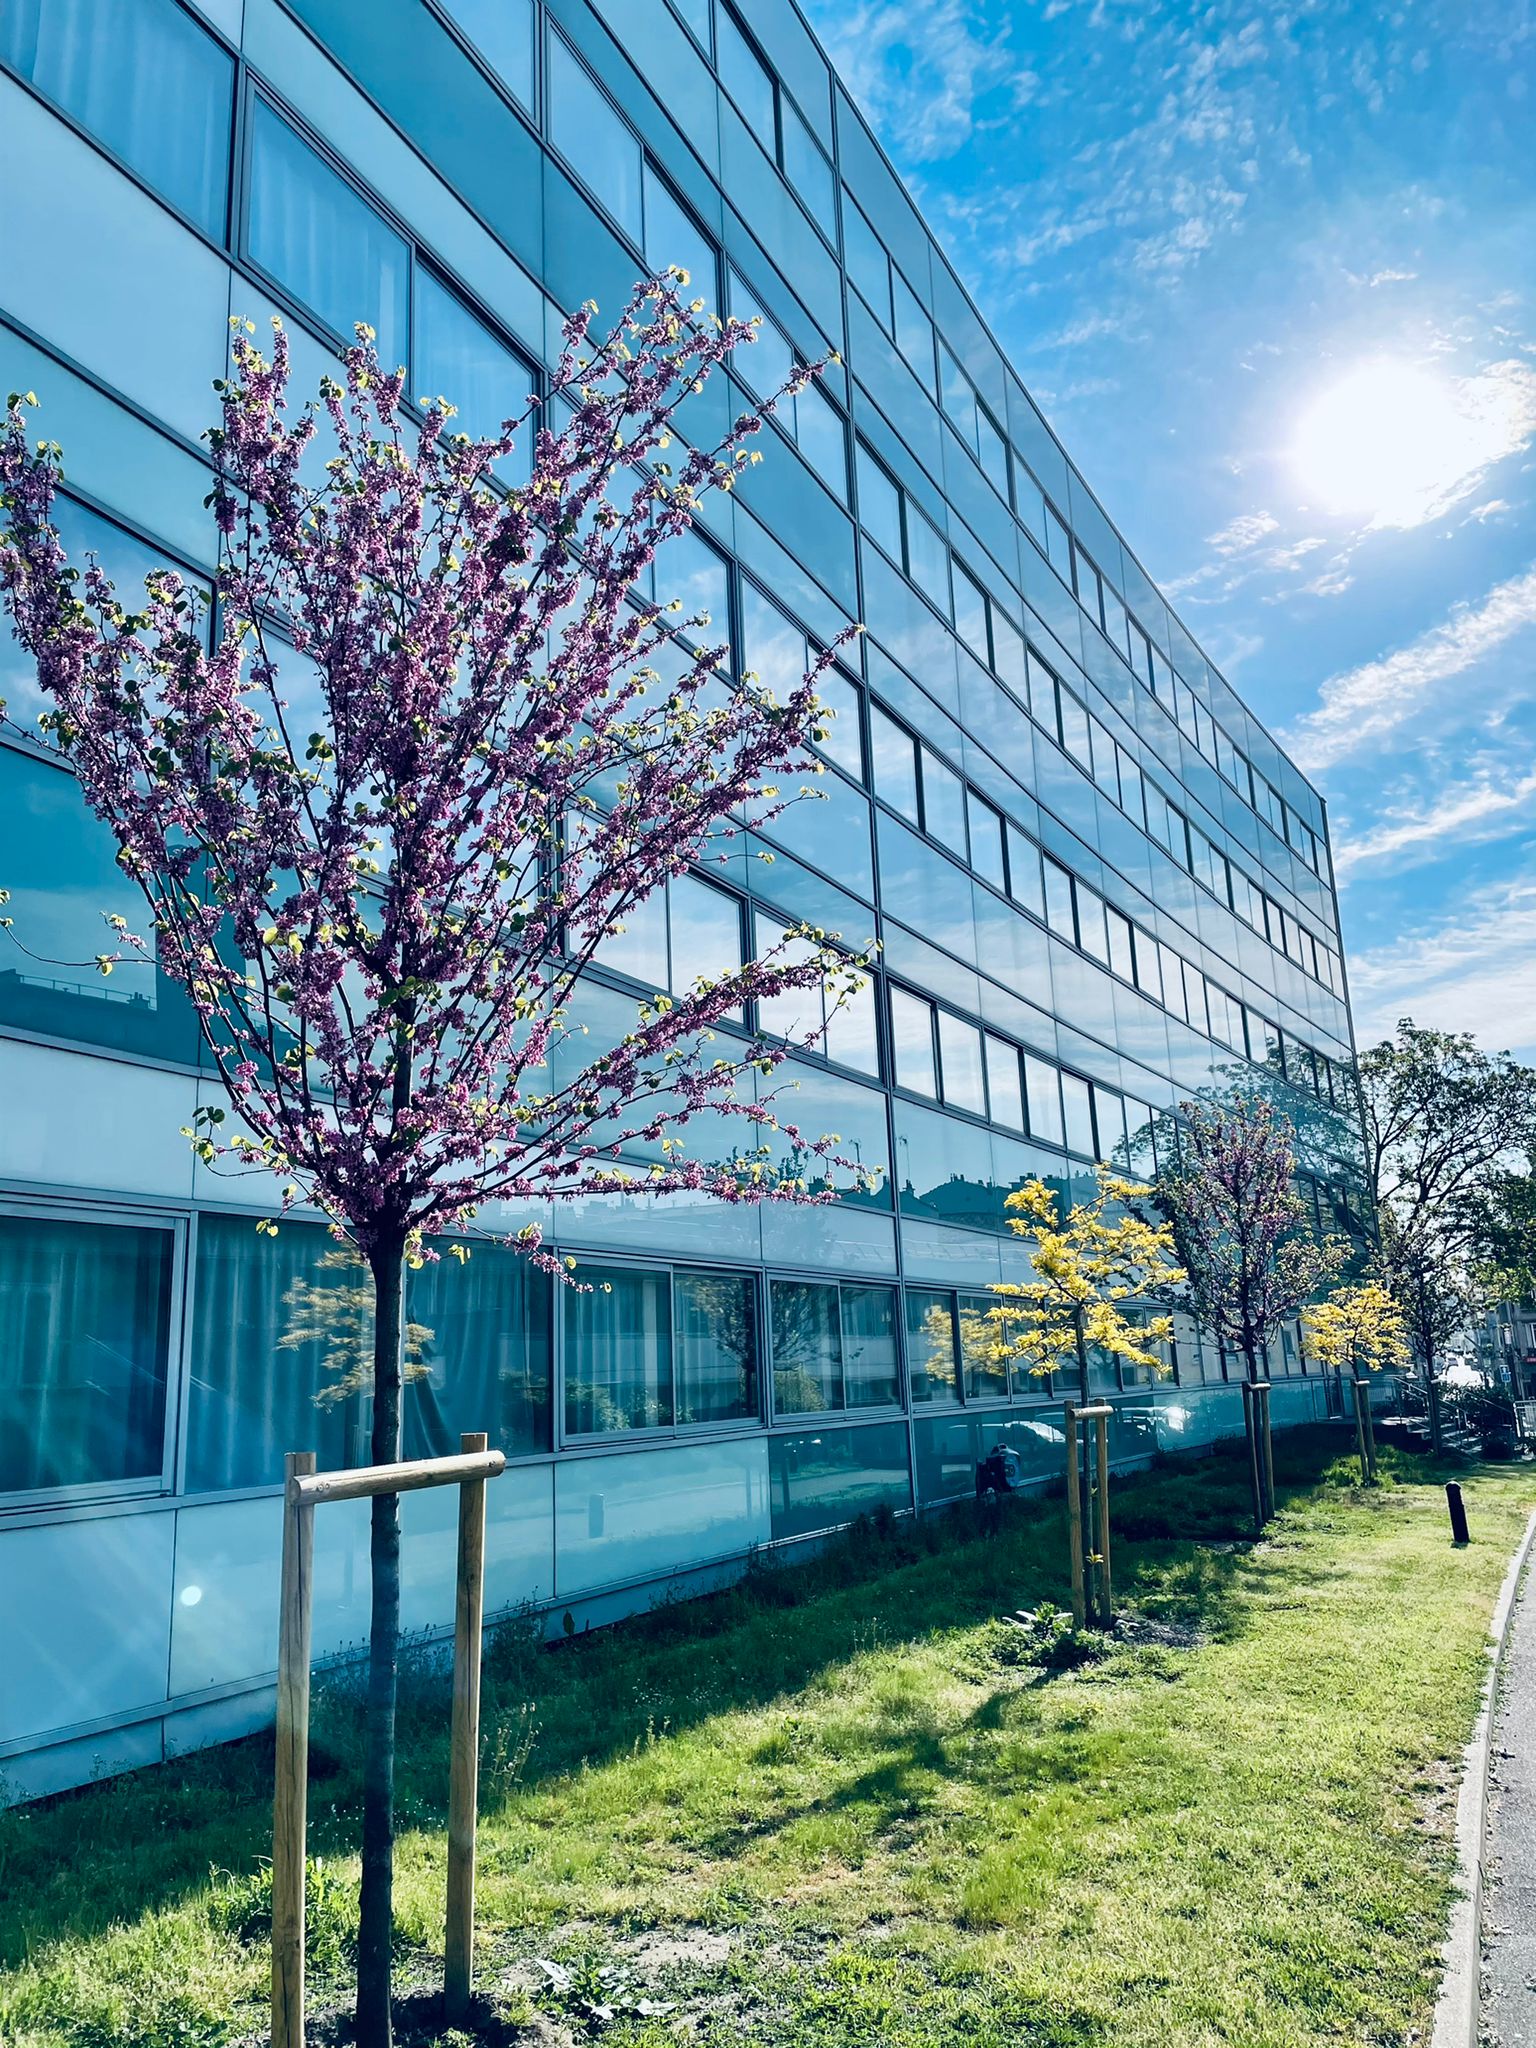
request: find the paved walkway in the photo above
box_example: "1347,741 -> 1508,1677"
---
1484,1551 -> 1536,2044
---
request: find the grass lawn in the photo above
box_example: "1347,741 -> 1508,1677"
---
2,1426 -> 1530,2048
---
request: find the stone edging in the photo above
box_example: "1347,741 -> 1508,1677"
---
1430,1503 -> 1536,2048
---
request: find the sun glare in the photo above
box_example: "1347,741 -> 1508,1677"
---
1290,358 -> 1496,529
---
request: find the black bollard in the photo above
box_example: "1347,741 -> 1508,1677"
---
1446,1480 -> 1471,1546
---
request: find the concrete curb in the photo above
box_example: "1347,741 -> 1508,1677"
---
1430,1504 -> 1536,2048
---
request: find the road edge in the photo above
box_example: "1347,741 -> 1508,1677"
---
1430,1501 -> 1536,2048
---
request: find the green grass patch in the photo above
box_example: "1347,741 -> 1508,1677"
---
1,1428 -> 1528,2047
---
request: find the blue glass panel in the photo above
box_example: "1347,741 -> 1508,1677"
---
0,742 -> 200,1063
843,198 -> 891,327
772,1279 -> 842,1414
413,270 -> 533,483
843,1285 -> 899,1406
439,0 -> 534,107
781,102 -> 836,240
905,1287 -> 959,1404
895,1100 -> 1000,1231
768,1420 -> 911,1539
717,10 -> 777,138
548,35 -> 642,246
247,99 -> 410,367
0,1210 -> 172,1494
644,165 -> 718,303
1,0 -> 233,237
564,1262 -> 673,1434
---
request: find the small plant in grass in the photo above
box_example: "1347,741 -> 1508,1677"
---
208,1856 -> 360,1977
990,1602 -> 1101,1670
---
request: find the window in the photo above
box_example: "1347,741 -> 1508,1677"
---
548,35 -> 642,245
968,793 -> 1007,890
1106,907 -> 1135,984
780,103 -> 836,238
985,1035 -> 1024,1129
1077,887 -> 1109,965
564,1261 -> 759,1435
1,0 -> 234,238
0,1207 -> 176,1498
247,100 -> 410,369
438,0 -> 534,108
892,271 -> 936,393
906,1289 -> 959,1404
1061,1072 -> 1096,1159
959,1294 -> 1007,1402
741,587 -> 862,777
754,916 -> 878,1076
1024,1054 -> 1065,1148
717,8 -> 777,140
920,748 -> 966,853
844,199 -> 891,327
890,986 -> 938,1097
188,1217 -> 551,1487
938,1011 -> 986,1116
644,166 -> 716,302
855,443 -> 904,562
869,703 -> 920,822
1006,825 -> 1044,919
904,507 -> 950,613
596,870 -> 741,997
413,271 -> 533,484
1043,859 -> 1076,941
952,565 -> 989,665
772,1280 -> 899,1415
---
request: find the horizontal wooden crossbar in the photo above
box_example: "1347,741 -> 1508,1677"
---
288,1448 -> 506,1507
1065,1403 -> 1114,1421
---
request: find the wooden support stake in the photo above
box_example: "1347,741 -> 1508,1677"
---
273,1451 -> 316,2048
1362,1379 -> 1378,1481
1241,1381 -> 1264,1533
1256,1383 -> 1276,1522
445,1433 -> 489,2024
1094,1411 -> 1113,1626
1064,1404 -> 1086,1629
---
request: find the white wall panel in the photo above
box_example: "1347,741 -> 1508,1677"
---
555,1438 -> 770,1599
0,1509 -> 175,1742
0,1041 -> 197,1200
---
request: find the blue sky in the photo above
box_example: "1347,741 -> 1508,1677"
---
801,0 -> 1536,1058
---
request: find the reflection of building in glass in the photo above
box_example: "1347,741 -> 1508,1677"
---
0,0 -> 1364,1799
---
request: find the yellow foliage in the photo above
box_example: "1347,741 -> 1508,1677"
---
988,1168 -> 1183,1384
1302,1283 -> 1409,1378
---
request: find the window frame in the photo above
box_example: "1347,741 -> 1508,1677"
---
0,1196 -> 187,1514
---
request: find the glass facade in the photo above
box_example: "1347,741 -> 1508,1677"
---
0,0 -> 1364,1790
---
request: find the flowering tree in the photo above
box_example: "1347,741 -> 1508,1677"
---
988,1170 -> 1181,1401
0,277 -> 871,2041
1157,1094 -> 1340,1383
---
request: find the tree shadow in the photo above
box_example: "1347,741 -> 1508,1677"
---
0,1423 -> 1432,1968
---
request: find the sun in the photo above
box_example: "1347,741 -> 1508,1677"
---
1290,358 -> 1491,529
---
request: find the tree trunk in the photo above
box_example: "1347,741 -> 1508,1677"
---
1073,1309 -> 1092,1540
355,1235 -> 407,2048
1241,1340 -> 1266,1528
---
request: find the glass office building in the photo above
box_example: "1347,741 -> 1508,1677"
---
0,0 -> 1366,1799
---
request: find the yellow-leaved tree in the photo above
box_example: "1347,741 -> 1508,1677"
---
1303,1282 -> 1407,1481
1302,1281 -> 1410,1383
989,1169 -> 1183,1402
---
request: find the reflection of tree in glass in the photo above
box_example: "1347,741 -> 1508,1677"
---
958,1296 -> 1008,1399
771,1281 -> 839,1415
916,1300 -> 959,1400
280,1248 -> 433,1410
675,1272 -> 758,1424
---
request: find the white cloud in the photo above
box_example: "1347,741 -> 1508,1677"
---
1207,510 -> 1280,554
810,1 -> 1024,164
1347,876 -> 1536,1061
1334,761 -> 1536,875
1287,564 -> 1536,771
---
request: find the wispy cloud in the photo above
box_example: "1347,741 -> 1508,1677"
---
1287,564 -> 1536,771
810,0 -> 1028,164
1334,759 -> 1536,874
1348,875 -> 1536,1060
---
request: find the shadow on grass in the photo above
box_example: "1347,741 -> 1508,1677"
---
0,1424 -> 1441,1968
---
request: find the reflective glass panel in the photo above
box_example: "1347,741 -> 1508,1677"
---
938,1010 -> 986,1116
968,794 -> 1006,890
1024,1053 -> 1065,1147
644,166 -> 717,303
0,1210 -> 172,1494
768,1420 -> 911,1539
772,1279 -> 842,1415
1043,859 -> 1076,940
843,1285 -> 899,1407
440,0 -> 534,106
717,10 -> 776,137
959,1292 -> 1007,1402
869,703 -> 920,822
413,270 -> 532,483
669,873 -> 742,991
1,0 -> 233,237
674,1269 -> 758,1424
905,508 -> 950,614
548,36 -> 642,245
905,1289 -> 959,1404
564,1263 -> 673,1434
920,748 -> 966,854
855,443 -> 903,561
1061,1072 -> 1096,1159
985,1034 -> 1024,1129
247,99 -> 409,368
890,986 -> 937,1097
1006,826 -> 1044,919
